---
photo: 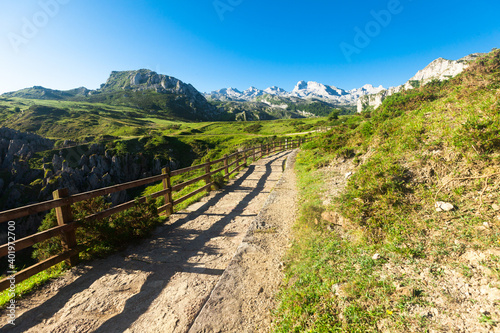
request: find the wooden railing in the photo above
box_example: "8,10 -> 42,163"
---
0,137 -> 311,292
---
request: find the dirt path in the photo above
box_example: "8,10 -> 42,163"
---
1,150 -> 298,333
189,150 -> 298,333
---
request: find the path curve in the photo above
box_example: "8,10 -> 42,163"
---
1,150 -> 297,333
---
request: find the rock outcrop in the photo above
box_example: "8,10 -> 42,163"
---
2,69 -> 220,121
0,129 -> 181,241
357,53 -> 484,113
97,69 -> 219,118
0,127 -> 54,168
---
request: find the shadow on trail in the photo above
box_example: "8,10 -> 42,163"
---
94,151 -> 289,332
0,151 -> 290,332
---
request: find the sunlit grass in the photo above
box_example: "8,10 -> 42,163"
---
0,262 -> 67,308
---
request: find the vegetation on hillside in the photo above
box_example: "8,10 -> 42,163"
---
273,50 -> 500,331
0,95 -> 329,141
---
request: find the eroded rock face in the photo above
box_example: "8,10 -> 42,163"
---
0,127 -> 54,169
0,127 -> 54,201
357,53 -> 484,113
0,129 -> 181,240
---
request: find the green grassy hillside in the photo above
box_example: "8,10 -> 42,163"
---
0,97 -> 155,139
2,86 -> 90,100
274,50 -> 500,331
0,94 -> 328,141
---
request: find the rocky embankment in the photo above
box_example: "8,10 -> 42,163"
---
0,127 -> 179,240
0,127 -> 54,198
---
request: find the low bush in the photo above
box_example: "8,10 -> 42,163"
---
33,197 -> 161,261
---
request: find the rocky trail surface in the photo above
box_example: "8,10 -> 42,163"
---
1,150 -> 299,333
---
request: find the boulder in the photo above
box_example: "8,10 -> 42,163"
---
153,158 -> 161,175
91,166 -> 103,178
110,190 -> 128,206
52,154 -> 63,171
7,140 -> 23,156
435,201 -> 454,212
81,164 -> 91,174
79,154 -> 89,167
61,161 -> 72,173
89,154 -> 98,168
102,173 -> 112,187
87,172 -> 100,190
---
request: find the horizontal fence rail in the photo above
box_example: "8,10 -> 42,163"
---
0,137 -> 312,292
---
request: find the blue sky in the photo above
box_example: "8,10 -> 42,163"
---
0,0 -> 499,94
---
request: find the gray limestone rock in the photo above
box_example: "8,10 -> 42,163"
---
52,154 -> 63,171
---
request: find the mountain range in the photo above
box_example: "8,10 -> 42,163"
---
1,52 -> 485,123
2,69 -> 220,121
207,53 -> 484,112
205,81 -> 386,105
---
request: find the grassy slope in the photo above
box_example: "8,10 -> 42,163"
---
0,97 -> 156,139
273,50 -> 500,331
0,95 -> 328,141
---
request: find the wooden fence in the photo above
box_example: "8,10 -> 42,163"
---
0,137 -> 311,292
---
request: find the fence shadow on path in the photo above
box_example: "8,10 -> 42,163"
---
94,151 -> 289,332
1,151 -> 290,333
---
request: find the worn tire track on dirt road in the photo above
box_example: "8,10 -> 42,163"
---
1,150 -> 299,333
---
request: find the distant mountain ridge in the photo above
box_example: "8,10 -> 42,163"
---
205,81 -> 385,105
2,86 -> 91,100
3,69 -> 219,121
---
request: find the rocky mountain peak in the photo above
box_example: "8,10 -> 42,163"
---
207,79 -> 387,105
357,52 -> 486,113
293,81 -> 309,91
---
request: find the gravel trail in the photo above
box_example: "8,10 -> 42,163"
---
1,150 -> 298,333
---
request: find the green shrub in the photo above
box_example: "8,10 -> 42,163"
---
373,89 -> 438,123
33,197 -> 161,261
244,123 -> 263,133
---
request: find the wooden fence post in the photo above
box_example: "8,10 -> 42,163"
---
53,188 -> 78,266
260,145 -> 264,158
244,150 -> 248,167
162,168 -> 174,216
205,163 -> 212,193
224,154 -> 229,178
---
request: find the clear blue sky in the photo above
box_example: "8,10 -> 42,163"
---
0,0 -> 499,94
